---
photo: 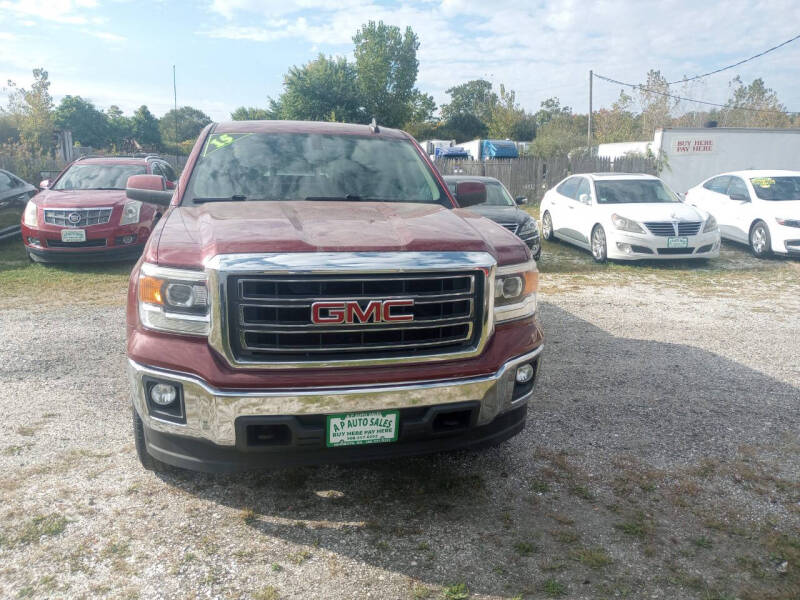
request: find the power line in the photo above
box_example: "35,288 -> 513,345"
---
592,72 -> 798,114
667,32 -> 800,85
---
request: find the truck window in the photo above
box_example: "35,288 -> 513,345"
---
184,133 -> 449,207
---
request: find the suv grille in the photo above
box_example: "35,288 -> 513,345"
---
44,208 -> 113,228
644,221 -> 702,236
498,222 -> 519,235
226,272 -> 484,362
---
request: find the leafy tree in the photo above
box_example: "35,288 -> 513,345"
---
106,105 -> 133,147
637,69 -> 677,139
722,76 -> 790,128
440,79 -> 497,123
593,90 -> 640,143
0,113 -> 19,144
53,95 -> 108,147
159,106 -> 211,144
487,84 -> 532,140
272,54 -> 364,123
130,105 -> 161,149
534,97 -> 571,129
408,90 -> 437,124
353,21 -> 419,127
528,113 -> 585,157
5,68 -> 55,152
509,114 -> 537,142
231,106 -> 271,120
442,112 -> 488,142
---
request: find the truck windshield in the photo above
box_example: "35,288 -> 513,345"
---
594,180 -> 680,204
53,164 -> 146,191
750,176 -> 800,201
184,132 -> 449,207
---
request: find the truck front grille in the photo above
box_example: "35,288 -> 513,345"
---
44,207 -> 113,227
644,221 -> 702,236
226,272 -> 484,362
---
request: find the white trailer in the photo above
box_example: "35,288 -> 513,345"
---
597,141 -> 653,160
653,127 -> 800,194
460,139 -> 482,160
419,139 -> 455,157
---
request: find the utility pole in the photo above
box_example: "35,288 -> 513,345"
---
173,65 -> 178,168
588,69 -> 593,152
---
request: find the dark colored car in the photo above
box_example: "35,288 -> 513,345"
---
21,155 -> 177,262
445,175 -> 541,260
0,169 -> 37,242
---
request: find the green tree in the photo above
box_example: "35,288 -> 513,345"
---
721,76 -> 790,128
408,90 -> 437,124
353,21 -> 419,127
528,113 -> 585,157
487,84 -> 533,140
130,105 -> 161,148
0,113 -> 19,144
637,69 -> 677,139
159,106 -> 211,145
5,68 -> 55,152
442,112 -> 488,142
106,105 -> 133,147
231,106 -> 271,120
534,97 -> 571,129
53,95 -> 109,148
440,79 -> 496,123
272,54 -> 364,123
593,90 -> 640,143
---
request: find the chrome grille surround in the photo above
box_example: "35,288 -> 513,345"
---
44,207 -> 113,227
644,221 -> 702,236
205,252 -> 497,369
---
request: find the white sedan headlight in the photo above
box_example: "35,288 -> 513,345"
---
23,201 -> 38,227
703,215 -> 718,232
611,213 -> 644,234
120,200 -> 142,225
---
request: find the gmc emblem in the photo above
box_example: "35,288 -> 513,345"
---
311,300 -> 414,324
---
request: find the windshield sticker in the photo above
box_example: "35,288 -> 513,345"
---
751,177 -> 775,188
203,133 -> 252,156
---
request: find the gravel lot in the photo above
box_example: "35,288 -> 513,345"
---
0,241 -> 799,600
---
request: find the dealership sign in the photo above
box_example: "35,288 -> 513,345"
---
671,138 -> 714,154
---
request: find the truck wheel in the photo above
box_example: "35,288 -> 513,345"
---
591,225 -> 608,263
132,408 -> 167,472
541,211 -> 554,241
749,221 -> 772,258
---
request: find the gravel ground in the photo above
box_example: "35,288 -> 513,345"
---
0,260 -> 799,599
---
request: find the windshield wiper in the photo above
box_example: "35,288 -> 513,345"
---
304,194 -> 368,201
193,195 -> 248,203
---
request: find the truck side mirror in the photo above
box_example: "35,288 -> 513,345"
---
126,174 -> 173,206
455,181 -> 487,207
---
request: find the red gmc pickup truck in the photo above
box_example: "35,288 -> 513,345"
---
125,120 -> 544,472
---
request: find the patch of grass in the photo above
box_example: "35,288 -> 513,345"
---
102,540 -> 131,558
441,583 -> 469,600
569,484 -> 594,500
691,536 -> 713,549
240,508 -> 257,525
15,426 -> 37,437
548,513 -> 575,526
542,578 -> 567,597
550,529 -> 579,544
16,513 -> 69,545
2,444 -> 31,456
513,541 -> 536,556
253,586 -> 280,600
411,584 -> 432,599
530,478 -> 549,493
287,550 -> 311,565
270,562 -> 282,572
614,511 -> 653,539
570,546 -> 612,569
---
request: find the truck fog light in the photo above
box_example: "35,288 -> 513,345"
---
616,242 -> 633,254
515,363 -> 534,384
27,237 -> 40,246
150,383 -> 177,406
121,235 -> 135,245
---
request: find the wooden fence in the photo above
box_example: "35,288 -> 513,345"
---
435,155 -> 658,203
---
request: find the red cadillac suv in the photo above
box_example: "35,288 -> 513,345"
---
21,155 -> 177,262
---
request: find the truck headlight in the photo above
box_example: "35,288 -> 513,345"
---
703,215 -> 718,232
494,262 -> 538,323
120,200 -> 142,225
138,263 -> 210,336
611,213 -> 644,234
23,201 -> 38,227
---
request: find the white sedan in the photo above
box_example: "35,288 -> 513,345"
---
540,173 -> 720,262
685,170 -> 800,258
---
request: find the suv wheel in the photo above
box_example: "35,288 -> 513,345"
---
591,225 -> 608,263
541,211 -> 554,241
749,221 -> 772,258
132,408 -> 168,472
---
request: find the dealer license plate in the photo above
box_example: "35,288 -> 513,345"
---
667,236 -> 688,248
326,410 -> 399,447
61,229 -> 86,242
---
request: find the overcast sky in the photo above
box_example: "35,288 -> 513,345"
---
1,0 -> 799,121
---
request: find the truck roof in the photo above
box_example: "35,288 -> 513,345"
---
213,120 -> 409,140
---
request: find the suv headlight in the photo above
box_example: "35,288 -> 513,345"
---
23,201 -> 38,227
494,261 -> 538,323
120,200 -> 142,225
138,263 -> 209,336
703,215 -> 718,232
776,217 -> 800,228
611,213 -> 644,234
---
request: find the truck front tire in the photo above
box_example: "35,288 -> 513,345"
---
133,408 -> 168,472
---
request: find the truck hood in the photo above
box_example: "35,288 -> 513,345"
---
32,188 -> 127,208
151,201 -> 530,269
595,201 -> 708,222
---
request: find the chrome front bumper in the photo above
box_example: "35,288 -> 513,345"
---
128,345 -> 543,447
